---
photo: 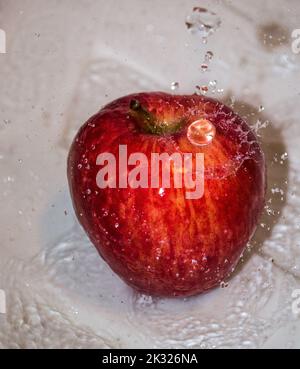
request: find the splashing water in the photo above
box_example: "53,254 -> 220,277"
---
185,7 -> 221,44
252,119 -> 270,136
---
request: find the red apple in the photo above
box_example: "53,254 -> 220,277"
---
67,92 -> 266,297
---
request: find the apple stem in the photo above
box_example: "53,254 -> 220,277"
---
129,99 -> 159,134
129,99 -> 185,135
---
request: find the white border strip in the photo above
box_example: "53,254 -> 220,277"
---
0,289 -> 6,314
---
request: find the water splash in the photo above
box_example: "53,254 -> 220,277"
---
185,7 -> 221,44
252,119 -> 269,136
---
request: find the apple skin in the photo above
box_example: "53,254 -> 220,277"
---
67,92 -> 266,297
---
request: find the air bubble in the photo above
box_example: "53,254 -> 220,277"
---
187,119 -> 216,146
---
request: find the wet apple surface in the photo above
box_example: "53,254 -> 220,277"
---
67,92 -> 266,297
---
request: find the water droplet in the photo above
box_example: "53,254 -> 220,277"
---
220,281 -> 228,288
200,63 -> 208,72
193,7 -> 208,13
115,223 -> 119,229
77,164 -> 83,169
205,51 -> 214,61
198,85 -> 209,94
258,105 -> 265,112
208,79 -> 218,93
187,119 -> 216,146
170,82 -> 179,91
4,176 -> 15,183
86,189 -> 92,195
209,80 -> 217,88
